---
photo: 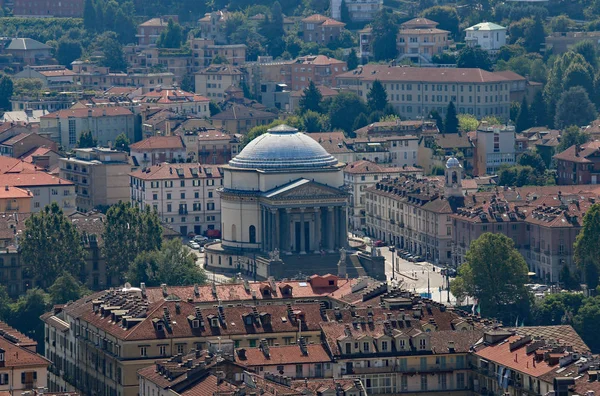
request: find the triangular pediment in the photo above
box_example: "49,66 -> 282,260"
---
263,179 -> 344,199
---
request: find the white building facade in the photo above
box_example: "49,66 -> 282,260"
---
465,22 -> 507,53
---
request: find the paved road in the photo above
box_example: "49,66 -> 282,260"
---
369,245 -> 457,305
189,247 -> 233,284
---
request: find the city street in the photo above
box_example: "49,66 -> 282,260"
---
189,247 -> 233,284
371,245 -> 457,305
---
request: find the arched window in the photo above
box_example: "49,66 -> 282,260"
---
231,224 -> 237,242
249,225 -> 256,244
451,171 -> 458,184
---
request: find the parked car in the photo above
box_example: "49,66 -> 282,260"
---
374,240 -> 386,247
194,235 -> 208,243
188,241 -> 200,250
533,284 -> 549,292
199,246 -> 205,253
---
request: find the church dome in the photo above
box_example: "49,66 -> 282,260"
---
229,124 -> 339,170
446,157 -> 461,168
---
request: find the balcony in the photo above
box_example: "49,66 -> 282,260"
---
351,364 -> 463,374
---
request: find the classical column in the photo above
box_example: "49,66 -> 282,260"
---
314,207 -> 322,253
339,206 -> 348,248
272,208 -> 280,252
327,207 -> 335,253
261,206 -> 266,252
299,208 -> 306,255
286,208 -> 293,254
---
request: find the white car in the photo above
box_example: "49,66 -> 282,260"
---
533,284 -> 549,292
188,241 -> 200,250
194,235 -> 208,243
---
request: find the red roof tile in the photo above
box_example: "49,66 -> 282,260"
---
41,107 -> 133,118
0,337 -> 49,368
130,136 -> 184,151
236,344 -> 331,366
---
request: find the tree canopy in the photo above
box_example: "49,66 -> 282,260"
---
371,10 -> 399,61
20,203 -> 86,288
574,203 -> 600,289
299,81 -> 322,114
451,233 -> 530,322
157,19 -> 183,48
555,86 -> 597,129
367,80 -> 388,112
329,92 -> 368,135
444,101 -> 459,133
78,130 -> 97,148
456,46 -> 492,71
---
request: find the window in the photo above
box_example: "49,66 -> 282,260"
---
420,374 -> 428,391
140,347 -> 147,357
180,180 -> 185,187
181,193 -> 186,199
296,364 -> 303,377
0,373 -> 8,385
177,344 -> 185,354
419,339 -> 426,350
439,373 -> 447,390
153,194 -> 158,200
68,120 -> 77,145
363,342 -> 370,352
249,225 -> 256,244
400,375 -> 407,391
249,339 -> 257,347
457,373 -> 465,389
167,193 -> 172,200
159,345 -> 167,356
381,341 -> 388,351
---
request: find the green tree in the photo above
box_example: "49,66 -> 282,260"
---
532,292 -> 583,325
83,0 -> 96,31
56,38 -> 82,67
550,15 -> 574,33
209,101 -> 221,116
347,48 -> 359,71
157,19 -> 183,48
555,86 -> 597,129
77,130 -> 97,148
574,203 -> 600,289
302,110 -> 328,132
367,80 -> 387,112
525,15 -> 545,53
0,75 -> 13,109
451,233 -> 530,321
9,288 -> 49,345
0,286 -> 11,321
563,62 -> 594,96
115,133 -> 130,152
573,40 -> 598,70
352,112 -> 369,131
430,109 -> 444,132
456,46 -> 492,71
13,78 -> 41,96
516,97 -> 531,132
556,125 -> 591,153
518,151 -> 546,174
329,92 -> 368,135
100,33 -> 127,71
299,81 -> 322,114
103,203 -> 162,281
340,0 -> 351,23
574,297 -> 600,352
421,6 -> 459,37
48,271 -> 90,305
20,203 -> 86,288
126,239 -> 206,286
559,265 -> 579,290
372,10 -> 399,61
444,101 -> 459,133
181,74 -> 195,92
530,90 -> 548,127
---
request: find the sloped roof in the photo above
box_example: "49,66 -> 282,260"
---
466,22 -> 506,31
6,38 -> 51,51
129,136 -> 184,151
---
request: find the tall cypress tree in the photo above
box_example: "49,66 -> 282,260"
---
444,101 -> 459,133
516,97 -> 531,132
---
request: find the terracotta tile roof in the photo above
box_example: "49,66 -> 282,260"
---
139,17 -> 170,27
41,107 -> 133,118
398,28 -> 449,34
0,337 -> 49,368
344,160 -> 418,174
19,147 -> 58,164
0,321 -> 37,348
553,140 -> 600,163
0,212 -> 30,241
401,17 -> 438,28
39,69 -> 76,77
307,132 -> 353,154
301,14 -> 345,27
236,344 -> 331,366
0,186 -> 32,199
475,335 -> 561,377
141,89 -> 209,104
129,163 -> 222,180
0,156 -> 37,173
494,70 -> 527,81
129,136 -> 184,151
337,65 -> 520,83
181,375 -> 239,396
291,379 -> 358,394
200,65 -> 243,75
210,105 -> 275,121
0,133 -> 32,146
296,55 -> 346,66
515,325 -> 589,353
290,85 -> 338,97
0,171 -> 73,187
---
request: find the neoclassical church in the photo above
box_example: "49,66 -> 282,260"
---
205,125 -> 351,279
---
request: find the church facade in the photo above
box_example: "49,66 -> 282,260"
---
205,125 -> 350,279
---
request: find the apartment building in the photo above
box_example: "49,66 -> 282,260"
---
130,136 -> 187,167
71,62 -> 176,91
210,105 -> 275,134
40,108 -> 136,149
13,0 -> 83,16
0,132 -> 58,158
59,148 -> 131,212
354,120 -> 438,138
365,159 -> 470,265
0,157 -> 75,213
330,0 -> 382,22
191,128 -> 241,165
198,11 -> 229,44
417,132 -> 475,174
300,14 -> 345,46
397,18 -> 451,64
139,88 -> 210,118
359,28 -> 373,61
195,65 -> 244,100
554,140 -> 600,185
127,47 -> 192,82
42,287 -> 326,396
344,160 -> 423,231
0,322 -> 49,394
451,185 -> 600,282
472,122 -> 516,176
137,17 -> 173,47
544,31 -> 600,54
290,55 -> 347,91
465,22 -> 507,53
337,66 -> 518,120
190,38 -> 246,68
13,65 -> 73,87
0,186 -> 32,212
130,163 -> 222,236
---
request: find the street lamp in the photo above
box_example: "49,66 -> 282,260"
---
389,246 -> 396,280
